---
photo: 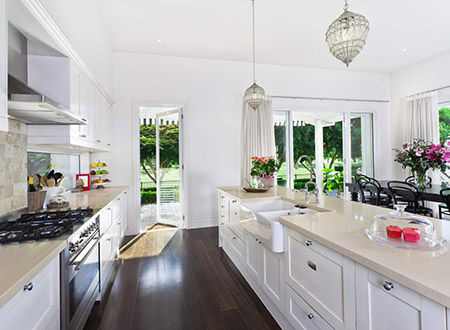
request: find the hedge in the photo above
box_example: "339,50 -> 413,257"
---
277,178 -> 317,190
141,190 -> 156,204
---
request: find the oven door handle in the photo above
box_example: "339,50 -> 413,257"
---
72,237 -> 100,271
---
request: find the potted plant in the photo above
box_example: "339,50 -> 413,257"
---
394,139 -> 450,189
321,168 -> 344,197
250,156 -> 279,188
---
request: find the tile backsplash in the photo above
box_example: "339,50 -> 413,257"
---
0,121 -> 27,215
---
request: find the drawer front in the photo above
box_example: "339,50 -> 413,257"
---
0,257 -> 59,330
228,228 -> 245,261
99,207 -> 113,234
286,230 -> 355,329
285,284 -> 333,330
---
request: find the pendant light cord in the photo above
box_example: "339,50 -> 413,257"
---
252,0 -> 256,83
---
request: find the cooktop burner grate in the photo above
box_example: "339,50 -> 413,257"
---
0,207 -> 94,244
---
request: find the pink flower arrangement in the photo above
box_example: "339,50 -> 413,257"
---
394,139 -> 450,184
250,156 -> 279,177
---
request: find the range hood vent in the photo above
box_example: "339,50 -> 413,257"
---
7,23 -> 87,126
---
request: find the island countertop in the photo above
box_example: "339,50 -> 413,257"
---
0,186 -> 128,309
218,185 -> 450,308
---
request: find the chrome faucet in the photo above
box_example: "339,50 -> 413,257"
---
294,155 -> 319,204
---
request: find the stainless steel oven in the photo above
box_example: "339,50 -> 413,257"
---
61,216 -> 100,330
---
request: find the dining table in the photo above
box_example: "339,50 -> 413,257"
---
345,180 -> 446,203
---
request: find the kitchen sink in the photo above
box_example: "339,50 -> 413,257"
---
241,200 -> 318,253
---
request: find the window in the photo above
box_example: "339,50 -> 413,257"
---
273,109 -> 374,195
27,152 -> 80,190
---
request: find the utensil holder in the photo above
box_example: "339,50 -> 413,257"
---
27,191 -> 47,212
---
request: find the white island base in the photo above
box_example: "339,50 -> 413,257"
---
218,186 -> 449,330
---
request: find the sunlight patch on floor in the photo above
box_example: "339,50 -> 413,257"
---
119,226 -> 178,259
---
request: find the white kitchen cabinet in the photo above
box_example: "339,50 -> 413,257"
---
0,0 -> 7,132
0,256 -> 60,330
355,263 -> 446,330
100,225 -> 115,295
285,284 -> 333,330
27,66 -> 113,152
285,229 -> 355,330
99,206 -> 113,235
245,230 -> 261,283
261,244 -> 284,311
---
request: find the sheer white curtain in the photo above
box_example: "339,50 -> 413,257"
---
404,92 -> 440,182
405,92 -> 439,144
241,98 -> 276,186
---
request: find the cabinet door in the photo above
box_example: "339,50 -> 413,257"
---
0,256 -> 59,329
100,227 -> 115,291
78,74 -> 91,140
99,207 -> 113,235
245,230 -> 261,283
355,264 -> 446,330
0,0 -> 7,132
70,62 -> 80,115
104,102 -> 112,148
88,89 -> 98,144
261,244 -> 284,311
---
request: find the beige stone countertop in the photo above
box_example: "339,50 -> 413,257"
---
0,186 -> 128,309
218,186 -> 450,308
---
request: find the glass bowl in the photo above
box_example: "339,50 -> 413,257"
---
365,205 -> 447,250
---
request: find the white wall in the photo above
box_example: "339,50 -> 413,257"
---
39,0 -> 113,97
390,49 -> 450,179
106,52 -> 390,234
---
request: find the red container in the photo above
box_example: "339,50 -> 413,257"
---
403,227 -> 422,242
386,225 -> 402,239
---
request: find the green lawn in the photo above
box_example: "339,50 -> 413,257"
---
140,167 -> 180,188
277,161 -> 344,180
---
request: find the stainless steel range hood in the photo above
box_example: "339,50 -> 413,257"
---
7,23 -> 87,125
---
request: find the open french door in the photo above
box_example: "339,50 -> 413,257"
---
156,108 -> 184,227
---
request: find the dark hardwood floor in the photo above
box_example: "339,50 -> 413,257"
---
84,227 -> 281,330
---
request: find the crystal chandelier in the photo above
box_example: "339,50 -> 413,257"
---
244,0 -> 265,110
325,0 -> 369,67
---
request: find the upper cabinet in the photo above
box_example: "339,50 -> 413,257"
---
0,0 -> 7,132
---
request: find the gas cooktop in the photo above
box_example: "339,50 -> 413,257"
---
0,207 -> 94,244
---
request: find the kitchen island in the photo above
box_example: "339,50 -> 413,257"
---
218,186 -> 450,330
0,186 -> 128,329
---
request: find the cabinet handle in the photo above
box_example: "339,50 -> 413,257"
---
232,237 -> 237,240
107,143 -> 111,146
79,134 -> 86,138
23,282 -> 33,291
305,240 -> 313,247
106,238 -> 112,242
383,281 -> 394,291
232,200 -> 237,203
220,222 -> 224,225
82,118 -> 87,122
97,140 -> 101,143
307,313 -> 314,320
258,241 -> 261,244
255,238 -> 259,241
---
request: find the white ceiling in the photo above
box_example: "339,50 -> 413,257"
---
93,0 -> 450,73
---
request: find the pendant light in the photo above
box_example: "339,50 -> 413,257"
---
325,0 -> 369,67
244,0 -> 265,110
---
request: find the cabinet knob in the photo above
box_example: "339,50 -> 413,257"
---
307,313 -> 314,320
258,241 -> 261,244
305,240 -> 313,247
232,237 -> 237,240
23,282 -> 33,291
383,281 -> 394,291
220,222 -> 224,226
255,238 -> 259,241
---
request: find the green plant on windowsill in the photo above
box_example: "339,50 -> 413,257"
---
321,168 -> 344,196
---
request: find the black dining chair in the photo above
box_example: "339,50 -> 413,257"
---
405,175 -> 432,188
357,177 -> 391,207
439,188 -> 450,219
387,181 -> 433,217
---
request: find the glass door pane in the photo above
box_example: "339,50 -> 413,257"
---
274,111 -> 290,187
156,110 -> 182,227
350,113 -> 374,181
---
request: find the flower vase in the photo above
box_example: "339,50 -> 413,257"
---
414,170 -> 427,190
260,175 -> 275,188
